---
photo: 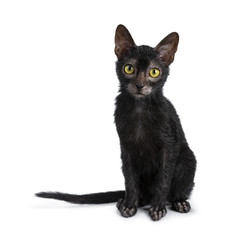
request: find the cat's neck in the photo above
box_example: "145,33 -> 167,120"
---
117,88 -> 166,110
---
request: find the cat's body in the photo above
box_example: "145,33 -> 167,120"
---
36,25 -> 196,221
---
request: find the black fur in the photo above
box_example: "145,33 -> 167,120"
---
36,191 -> 125,204
36,25 -> 196,221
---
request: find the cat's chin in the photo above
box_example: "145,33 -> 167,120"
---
132,93 -> 147,98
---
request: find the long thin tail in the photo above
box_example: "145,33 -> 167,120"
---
35,190 -> 125,204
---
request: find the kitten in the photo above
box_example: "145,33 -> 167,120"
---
36,25 -> 196,221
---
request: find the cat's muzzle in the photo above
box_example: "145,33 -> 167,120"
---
127,83 -> 152,97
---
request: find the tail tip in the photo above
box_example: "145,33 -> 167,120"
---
35,192 -> 53,198
35,192 -> 44,198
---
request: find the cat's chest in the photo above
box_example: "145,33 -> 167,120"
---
118,103 -> 162,144
130,106 -> 148,141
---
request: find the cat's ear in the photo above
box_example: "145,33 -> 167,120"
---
115,24 -> 136,59
155,32 -> 179,66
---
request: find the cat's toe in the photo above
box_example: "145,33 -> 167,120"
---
172,201 -> 191,213
117,199 -> 137,218
149,206 -> 167,221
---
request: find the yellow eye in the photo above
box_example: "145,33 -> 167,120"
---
124,64 -> 135,74
149,68 -> 160,78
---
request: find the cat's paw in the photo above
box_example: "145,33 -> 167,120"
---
148,206 -> 167,221
172,201 -> 191,213
117,199 -> 137,218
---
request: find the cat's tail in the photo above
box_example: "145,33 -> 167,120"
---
35,190 -> 125,204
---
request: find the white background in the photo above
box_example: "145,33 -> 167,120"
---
1,0 -> 240,239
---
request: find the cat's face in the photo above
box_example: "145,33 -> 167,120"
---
115,25 -> 179,98
116,46 -> 168,98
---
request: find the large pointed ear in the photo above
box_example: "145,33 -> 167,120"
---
115,24 -> 136,59
154,32 -> 179,66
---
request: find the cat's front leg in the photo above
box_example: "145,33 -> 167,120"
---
117,178 -> 138,218
149,183 -> 168,221
117,150 -> 138,218
149,150 -> 176,221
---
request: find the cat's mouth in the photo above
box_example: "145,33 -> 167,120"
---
133,88 -> 152,97
127,84 -> 152,97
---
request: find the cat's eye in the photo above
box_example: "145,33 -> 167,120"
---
124,64 -> 135,75
149,68 -> 160,78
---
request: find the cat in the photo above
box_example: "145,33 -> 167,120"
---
36,24 -> 197,221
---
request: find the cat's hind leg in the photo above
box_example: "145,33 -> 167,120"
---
168,145 -> 196,213
172,200 -> 191,213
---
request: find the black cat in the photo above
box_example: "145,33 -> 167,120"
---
36,25 -> 196,221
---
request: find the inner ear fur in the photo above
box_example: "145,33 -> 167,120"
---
154,32 -> 179,66
115,24 -> 136,59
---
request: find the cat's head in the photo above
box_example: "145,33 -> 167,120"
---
115,24 -> 179,98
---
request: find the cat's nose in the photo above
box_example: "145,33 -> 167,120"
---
136,83 -> 144,91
